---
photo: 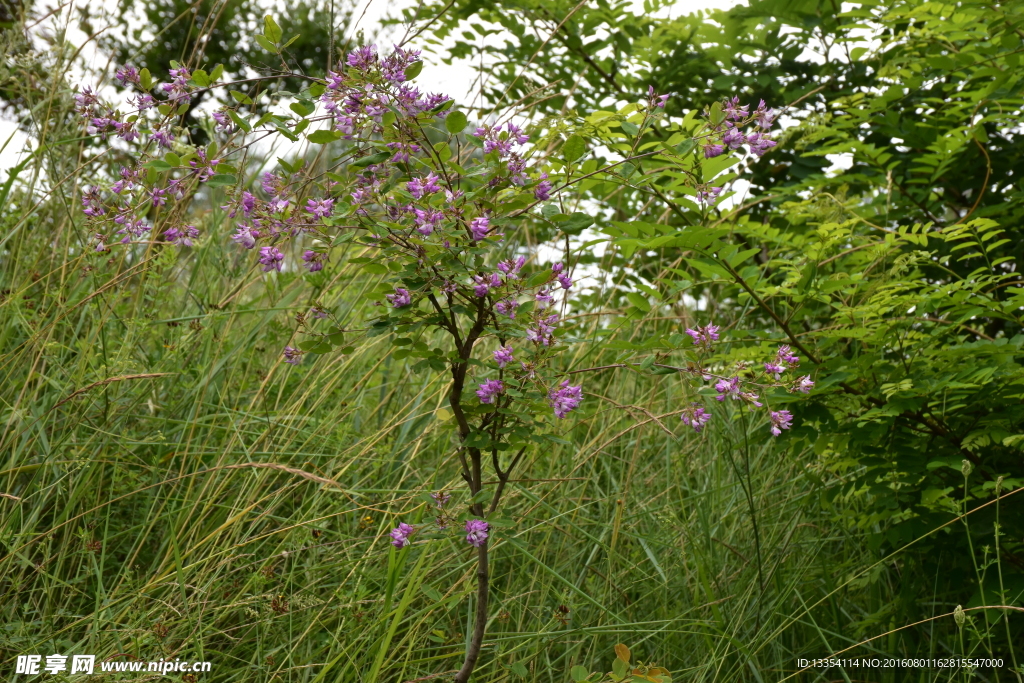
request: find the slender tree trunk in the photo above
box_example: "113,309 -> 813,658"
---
454,541 -> 489,683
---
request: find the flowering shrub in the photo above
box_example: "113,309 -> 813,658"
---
72,31 -> 808,680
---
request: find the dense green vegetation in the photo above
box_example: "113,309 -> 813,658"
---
1,0 -> 1022,681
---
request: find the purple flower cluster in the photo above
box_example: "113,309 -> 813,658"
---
702,98 -> 778,159
548,380 -> 583,419
476,379 -> 504,404
685,323 -> 720,349
680,404 -> 712,432
494,345 -> 514,368
465,519 -> 489,547
390,522 -> 415,548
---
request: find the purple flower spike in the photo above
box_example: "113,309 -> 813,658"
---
258,246 -> 285,272
769,410 -> 793,436
470,216 -> 490,241
548,379 -> 583,418
390,522 -> 414,548
115,65 -> 140,86
465,519 -> 489,547
494,345 -> 514,368
702,143 -> 724,159
305,197 -> 334,219
680,404 -> 712,432
476,379 -> 505,404
302,250 -> 325,272
685,323 -> 720,348
283,346 -> 302,365
534,172 -> 552,201
386,287 -> 412,308
714,376 -> 741,401
794,375 -> 814,394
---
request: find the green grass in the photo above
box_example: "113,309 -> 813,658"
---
0,43 -> 1019,683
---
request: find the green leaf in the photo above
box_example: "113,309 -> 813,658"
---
710,101 -> 725,126
404,60 -> 424,79
191,69 -> 210,87
308,82 -> 326,98
144,160 -> 173,172
263,14 -> 283,43
675,138 -> 696,156
139,67 -> 152,91
612,659 -> 630,679
558,212 -> 594,235
290,100 -> 315,117
205,174 -> 236,188
509,662 -> 529,678
227,109 -> 251,132
626,292 -> 651,312
163,152 -> 181,167
157,104 -> 172,116
209,64 -> 224,83
562,134 -> 586,163
229,90 -> 253,105
445,110 -> 468,134
255,34 -> 280,54
307,129 -> 342,144
351,151 -> 391,168
571,665 -> 590,682
281,34 -> 301,50
621,120 -> 639,136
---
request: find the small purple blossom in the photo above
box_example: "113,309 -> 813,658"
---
390,522 -> 414,548
697,186 -> 723,205
386,287 -> 412,308
414,208 -> 444,235
685,323 -> 720,348
283,346 -> 302,365
407,173 -> 441,200
497,256 -> 526,279
703,143 -> 724,159
476,379 -> 505,404
548,379 -> 583,419
527,313 -> 559,346
777,345 -> 800,366
470,216 -> 490,241
305,197 -> 334,219
231,224 -> 258,249
258,246 -> 285,272
431,491 -> 451,509
535,289 -> 553,308
769,410 -> 793,436
714,376 -> 741,401
495,299 -> 519,319
465,519 -> 489,547
534,173 -> 552,201
151,129 -> 175,149
793,375 -> 814,394
114,65 -> 140,86
494,345 -> 514,368
722,124 -> 745,149
212,110 -> 232,131
764,362 -> 785,379
302,250 -> 325,272
163,224 -> 199,246
347,44 -> 378,71
680,404 -> 712,432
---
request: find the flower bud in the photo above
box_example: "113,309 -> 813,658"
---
953,604 -> 965,629
961,459 -> 973,478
